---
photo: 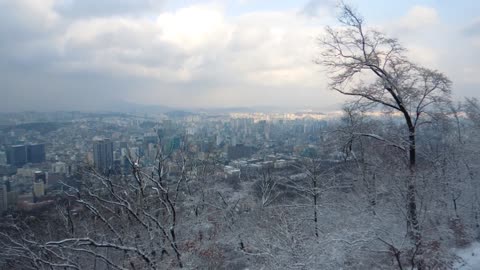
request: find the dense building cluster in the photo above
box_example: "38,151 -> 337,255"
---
0,110 -> 336,214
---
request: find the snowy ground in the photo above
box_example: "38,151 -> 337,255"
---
454,242 -> 480,270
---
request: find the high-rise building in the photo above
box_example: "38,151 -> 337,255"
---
0,151 -> 6,165
27,144 -> 46,163
6,145 -> 27,167
5,179 -> 18,210
6,143 -> 46,167
0,182 -> 7,213
34,171 -> 47,185
33,171 -> 46,199
33,182 -> 45,198
93,138 -> 114,174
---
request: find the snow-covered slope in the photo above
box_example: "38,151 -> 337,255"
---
454,243 -> 480,269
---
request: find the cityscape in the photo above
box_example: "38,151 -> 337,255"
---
0,110 -> 338,213
1,0 -> 480,269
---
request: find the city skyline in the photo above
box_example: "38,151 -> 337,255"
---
1,0 -> 480,112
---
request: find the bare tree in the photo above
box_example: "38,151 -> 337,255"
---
252,168 -> 281,208
289,157 -> 341,238
318,2 -> 451,268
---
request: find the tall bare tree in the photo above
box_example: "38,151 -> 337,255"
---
318,2 -> 451,267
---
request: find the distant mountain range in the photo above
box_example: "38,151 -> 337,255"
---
0,101 -> 338,118
99,101 -> 326,115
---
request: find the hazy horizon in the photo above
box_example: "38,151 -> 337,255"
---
0,102 -> 344,115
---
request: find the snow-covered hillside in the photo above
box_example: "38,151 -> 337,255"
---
455,243 -> 480,270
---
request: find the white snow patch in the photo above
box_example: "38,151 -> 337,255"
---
454,242 -> 480,270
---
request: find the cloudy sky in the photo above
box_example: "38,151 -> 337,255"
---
1,0 -> 479,112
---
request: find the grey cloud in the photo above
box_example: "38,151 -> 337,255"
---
0,1 -> 65,75
0,2 -> 335,112
54,0 -> 164,18
0,1 -> 478,113
300,0 -> 335,18
61,27 -> 186,70
0,2 -> 59,40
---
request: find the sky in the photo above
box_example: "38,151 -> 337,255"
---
1,0 -> 479,112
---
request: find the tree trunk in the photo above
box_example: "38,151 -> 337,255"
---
313,177 -> 319,238
313,193 -> 319,238
407,129 -> 420,236
407,128 -> 423,269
